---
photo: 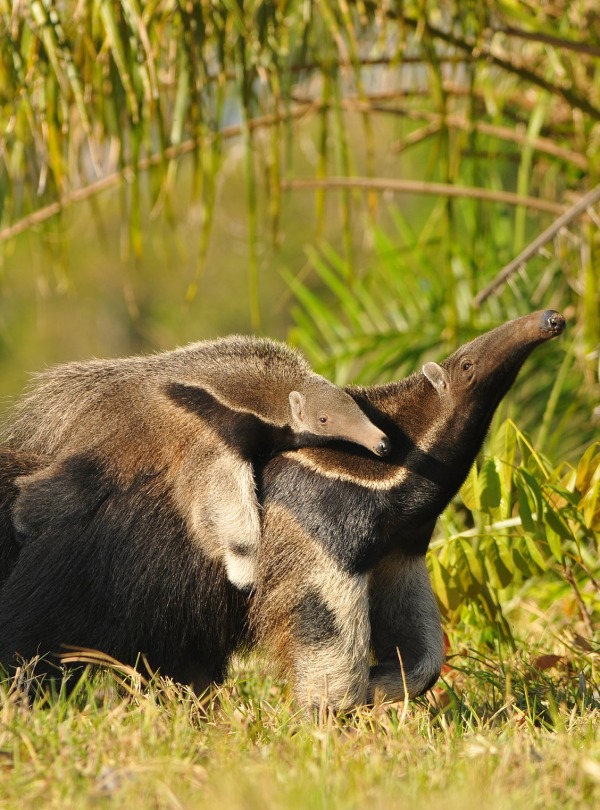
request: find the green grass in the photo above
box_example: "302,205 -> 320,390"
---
1,637 -> 598,810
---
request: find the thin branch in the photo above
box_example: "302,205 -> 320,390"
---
409,114 -> 586,170
288,54 -> 469,73
369,103 -> 588,170
397,14 -> 600,121
281,177 -> 566,215
498,25 -> 600,58
2,92 -> 585,246
0,104 -> 317,244
294,81 -> 577,126
391,121 -> 442,154
474,184 -> 600,307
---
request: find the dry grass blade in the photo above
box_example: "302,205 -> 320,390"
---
58,646 -> 150,694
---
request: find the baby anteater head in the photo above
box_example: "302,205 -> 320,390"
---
288,376 -> 391,457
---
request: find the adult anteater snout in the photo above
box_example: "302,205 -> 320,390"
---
540,310 -> 566,336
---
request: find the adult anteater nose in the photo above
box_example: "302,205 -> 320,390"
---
374,436 -> 392,457
540,310 -> 566,336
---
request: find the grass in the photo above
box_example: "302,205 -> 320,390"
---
0,635 -> 598,810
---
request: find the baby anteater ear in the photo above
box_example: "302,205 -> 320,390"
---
422,362 -> 450,393
289,390 -> 306,423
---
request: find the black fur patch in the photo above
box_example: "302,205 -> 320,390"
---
292,589 -> 339,645
166,382 -> 275,460
419,668 -> 441,695
0,450 -> 47,587
0,452 -> 250,685
260,455 -> 445,574
229,542 -> 252,557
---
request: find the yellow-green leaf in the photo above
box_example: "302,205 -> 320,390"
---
543,503 -> 574,542
544,524 -> 564,563
524,534 -> 548,573
484,539 -> 513,590
429,555 -> 462,612
458,538 -> 485,586
460,463 -> 480,511
478,458 -> 502,512
575,442 -> 600,496
515,477 -> 535,532
580,471 -> 600,530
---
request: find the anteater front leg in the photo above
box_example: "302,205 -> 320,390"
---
253,503 -> 371,711
367,550 -> 445,703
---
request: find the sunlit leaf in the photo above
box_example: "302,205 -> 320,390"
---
429,555 -> 462,612
458,538 -> 485,587
579,469 -> 600,531
460,463 -> 480,511
544,524 -> 564,564
523,534 -> 548,573
543,503 -> 574,541
478,458 -> 502,512
484,539 -> 513,589
575,442 -> 600,497
517,469 -> 544,524
511,545 -> 536,577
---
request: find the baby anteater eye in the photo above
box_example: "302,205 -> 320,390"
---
318,415 -> 329,424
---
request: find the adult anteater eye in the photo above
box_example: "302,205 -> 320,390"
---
319,415 -> 328,424
462,361 -> 473,372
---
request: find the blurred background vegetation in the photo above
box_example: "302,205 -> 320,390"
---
0,1 -> 598,655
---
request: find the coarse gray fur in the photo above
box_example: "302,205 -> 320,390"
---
1,335 -> 390,589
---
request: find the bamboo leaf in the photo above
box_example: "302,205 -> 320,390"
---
543,502 -> 574,542
517,469 -> 544,525
544,523 -> 564,564
455,541 -> 476,597
512,545 -> 536,578
523,534 -> 548,573
490,419 -> 517,492
100,0 -> 140,123
281,269 -> 340,347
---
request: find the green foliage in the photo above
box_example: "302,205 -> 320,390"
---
431,423 -> 599,641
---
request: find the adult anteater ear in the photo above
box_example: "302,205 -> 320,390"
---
423,362 -> 450,393
289,390 -> 306,422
